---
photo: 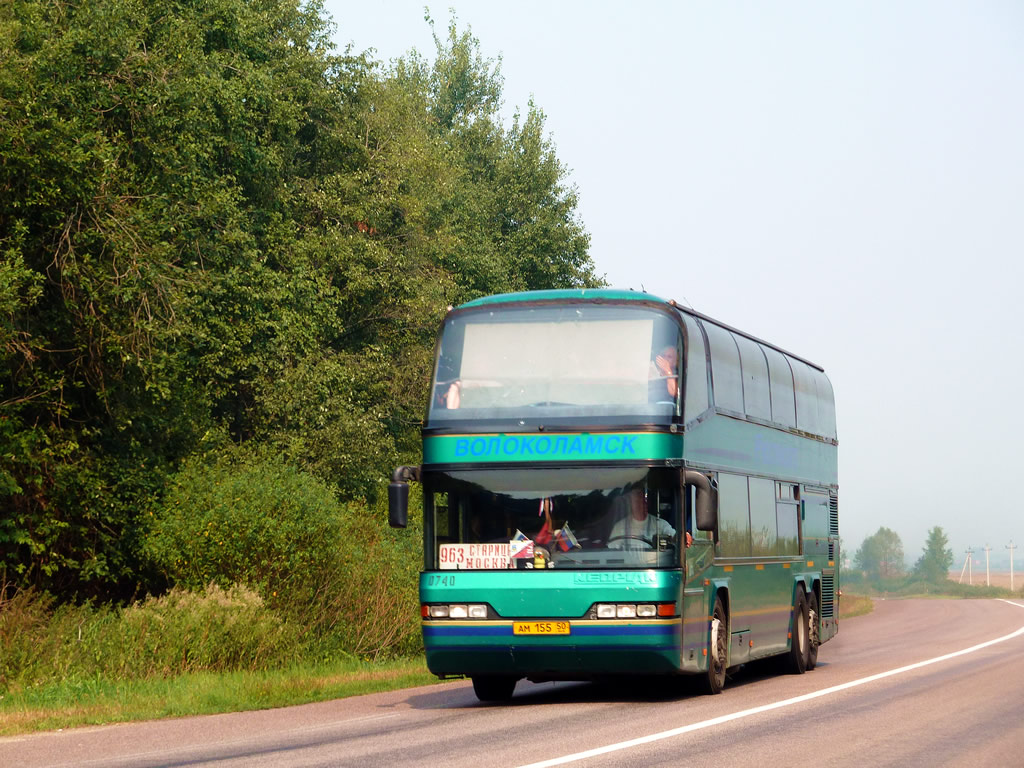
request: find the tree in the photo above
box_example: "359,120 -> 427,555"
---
0,1 -> 600,599
854,527 -> 905,581
383,14 -> 599,302
913,527 -> 953,584
2,0 -> 372,596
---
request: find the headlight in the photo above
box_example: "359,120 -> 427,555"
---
424,603 -> 489,619
590,602 -> 676,619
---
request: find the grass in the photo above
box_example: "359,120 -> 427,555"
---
839,592 -> 873,619
0,582 -> 436,737
848,578 -> 1022,601
0,656 -> 442,736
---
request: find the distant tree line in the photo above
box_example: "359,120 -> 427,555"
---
0,0 -> 600,603
853,526 -> 954,584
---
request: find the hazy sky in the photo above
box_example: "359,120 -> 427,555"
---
325,1 -> 1024,569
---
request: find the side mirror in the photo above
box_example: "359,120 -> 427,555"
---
685,470 -> 718,539
388,482 -> 409,528
388,465 -> 421,529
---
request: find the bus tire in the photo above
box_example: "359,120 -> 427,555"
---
472,675 -> 517,702
785,586 -> 809,674
701,596 -> 728,694
806,589 -> 820,671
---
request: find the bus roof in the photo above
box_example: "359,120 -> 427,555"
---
458,288 -> 669,308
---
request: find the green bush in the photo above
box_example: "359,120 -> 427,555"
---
0,584 -> 298,690
112,584 -> 299,677
303,496 -> 423,660
2,449 -> 427,691
145,448 -> 344,609
145,445 -> 425,660
0,587 -> 58,690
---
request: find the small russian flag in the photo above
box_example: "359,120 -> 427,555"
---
556,523 -> 581,552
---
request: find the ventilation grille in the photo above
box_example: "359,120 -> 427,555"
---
829,492 -> 839,537
829,541 -> 835,561
821,573 -> 835,618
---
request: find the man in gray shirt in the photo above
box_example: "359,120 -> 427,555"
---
607,487 -> 675,549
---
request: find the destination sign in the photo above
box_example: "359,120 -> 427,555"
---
423,432 -> 682,464
438,543 -> 511,570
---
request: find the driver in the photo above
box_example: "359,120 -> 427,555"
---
607,486 -> 675,549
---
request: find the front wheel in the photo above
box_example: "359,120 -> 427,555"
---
472,675 -> 517,702
785,586 -> 809,674
700,596 -> 728,694
806,589 -> 820,671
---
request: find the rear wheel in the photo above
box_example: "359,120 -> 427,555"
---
806,589 -> 820,671
471,675 -> 517,702
785,586 -> 809,674
701,596 -> 728,694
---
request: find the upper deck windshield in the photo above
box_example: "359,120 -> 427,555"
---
428,303 -> 682,427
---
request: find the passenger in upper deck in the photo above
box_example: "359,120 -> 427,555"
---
443,380 -> 461,409
648,345 -> 679,403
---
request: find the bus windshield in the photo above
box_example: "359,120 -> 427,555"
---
426,467 -> 681,570
427,304 -> 682,426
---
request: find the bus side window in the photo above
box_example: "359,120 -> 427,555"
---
717,473 -> 751,557
801,488 -> 830,540
749,478 -> 776,556
776,482 -> 800,555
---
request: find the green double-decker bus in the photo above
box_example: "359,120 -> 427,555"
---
389,289 -> 839,701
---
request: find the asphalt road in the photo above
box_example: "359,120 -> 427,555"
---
4,598 -> 1024,768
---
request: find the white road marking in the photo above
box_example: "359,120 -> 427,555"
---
519,601 -> 1024,768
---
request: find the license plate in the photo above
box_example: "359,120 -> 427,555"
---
513,621 -> 570,635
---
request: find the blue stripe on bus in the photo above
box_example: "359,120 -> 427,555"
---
426,644 -> 680,652
576,626 -> 678,637
423,626 -> 510,637
423,625 -> 678,638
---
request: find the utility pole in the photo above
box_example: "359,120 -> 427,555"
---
983,544 -> 991,587
959,547 -> 974,585
1008,540 -> 1017,592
